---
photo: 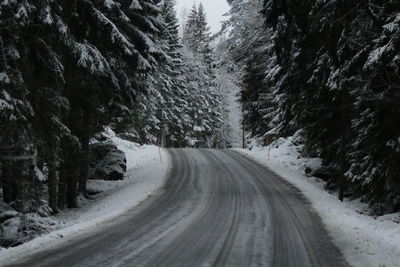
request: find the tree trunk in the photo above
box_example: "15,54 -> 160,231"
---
376,176 -> 386,201
1,164 -> 15,203
48,159 -> 59,214
338,94 -> 347,202
66,174 -> 78,208
64,100 -> 81,209
66,150 -> 78,208
0,35 -> 7,71
12,149 -> 39,213
58,162 -> 66,210
2,185 -> 14,203
79,108 -> 90,198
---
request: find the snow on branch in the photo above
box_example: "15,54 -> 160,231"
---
14,0 -> 35,24
36,39 -> 65,83
91,7 -> 135,56
73,42 -> 111,76
364,44 -> 392,69
136,53 -> 151,71
129,0 -> 142,10
102,0 -> 119,10
125,24 -> 163,56
141,1 -> 160,14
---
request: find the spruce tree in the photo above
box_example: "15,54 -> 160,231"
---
0,0 -> 177,213
182,3 -> 222,147
0,0 -> 55,212
159,0 -> 191,147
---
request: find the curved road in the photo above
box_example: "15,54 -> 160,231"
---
8,149 -> 348,267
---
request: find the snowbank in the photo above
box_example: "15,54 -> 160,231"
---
234,137 -> 400,267
0,130 -> 170,264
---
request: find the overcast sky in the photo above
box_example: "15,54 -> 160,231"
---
175,0 -> 230,33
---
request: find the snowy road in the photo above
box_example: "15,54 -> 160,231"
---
8,149 -> 348,267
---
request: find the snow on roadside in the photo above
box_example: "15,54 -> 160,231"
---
234,137 -> 400,267
0,129 -> 170,264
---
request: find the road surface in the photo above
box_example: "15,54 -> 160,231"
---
8,149 -> 348,267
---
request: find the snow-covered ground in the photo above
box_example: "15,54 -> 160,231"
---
234,137 -> 400,267
0,130 -> 170,264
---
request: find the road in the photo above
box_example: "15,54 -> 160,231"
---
8,149 -> 348,267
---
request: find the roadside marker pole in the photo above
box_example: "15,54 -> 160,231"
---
159,117 -> 163,163
268,144 -> 271,161
158,146 -> 162,163
265,134 -> 274,161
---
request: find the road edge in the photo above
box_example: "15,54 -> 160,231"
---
0,146 -> 171,266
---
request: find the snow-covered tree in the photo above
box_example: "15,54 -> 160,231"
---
222,0 -> 279,141
221,0 -> 400,213
0,0 -> 181,213
181,3 -> 222,147
157,0 -> 193,147
0,0 -> 53,213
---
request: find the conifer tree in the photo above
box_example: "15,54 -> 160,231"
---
0,0 -> 56,212
158,0 -> 191,147
181,3 -> 222,147
182,4 -> 199,52
0,0 -> 178,213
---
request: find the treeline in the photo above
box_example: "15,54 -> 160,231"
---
181,3 -> 223,148
0,0 -> 223,215
226,0 -> 400,215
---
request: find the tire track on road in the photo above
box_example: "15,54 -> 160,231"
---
8,149 -> 349,267
223,150 -> 348,267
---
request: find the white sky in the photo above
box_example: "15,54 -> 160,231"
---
175,0 -> 230,33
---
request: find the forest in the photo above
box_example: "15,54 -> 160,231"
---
229,0 -> 400,215
0,0 -> 226,217
0,0 -> 400,234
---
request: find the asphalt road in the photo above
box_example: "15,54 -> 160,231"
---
8,149 -> 348,267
